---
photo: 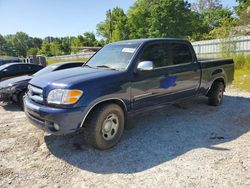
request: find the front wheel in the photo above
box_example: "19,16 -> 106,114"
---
208,82 -> 225,106
84,103 -> 124,150
18,91 -> 26,109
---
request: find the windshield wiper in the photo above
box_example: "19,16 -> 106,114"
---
83,64 -> 93,68
95,65 -> 118,70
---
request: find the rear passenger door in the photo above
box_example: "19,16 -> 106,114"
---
18,64 -> 40,75
17,64 -> 31,76
131,41 -> 201,110
166,42 -> 201,97
29,64 -> 43,73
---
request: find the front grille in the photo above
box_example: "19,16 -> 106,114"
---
28,85 -> 44,104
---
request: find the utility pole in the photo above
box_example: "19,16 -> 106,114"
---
108,9 -> 113,43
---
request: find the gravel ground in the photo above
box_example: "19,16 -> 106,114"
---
0,91 -> 249,188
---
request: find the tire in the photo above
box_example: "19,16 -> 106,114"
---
84,103 -> 124,150
208,81 -> 225,106
18,91 -> 26,109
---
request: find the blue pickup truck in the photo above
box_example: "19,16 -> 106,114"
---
24,38 -> 234,150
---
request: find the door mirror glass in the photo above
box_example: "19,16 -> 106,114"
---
137,61 -> 154,72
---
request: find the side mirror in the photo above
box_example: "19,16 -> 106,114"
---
2,69 -> 7,73
137,61 -> 154,72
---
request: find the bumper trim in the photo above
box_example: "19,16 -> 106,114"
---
24,96 -> 86,135
24,96 -> 40,111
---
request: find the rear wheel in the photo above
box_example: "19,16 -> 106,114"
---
84,103 -> 124,150
208,81 -> 225,106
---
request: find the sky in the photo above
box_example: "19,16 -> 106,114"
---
0,0 -> 238,39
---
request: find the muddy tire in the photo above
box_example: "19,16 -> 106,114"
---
84,103 -> 124,150
18,91 -> 26,109
208,82 -> 225,106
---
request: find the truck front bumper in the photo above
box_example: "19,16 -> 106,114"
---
24,96 -> 86,135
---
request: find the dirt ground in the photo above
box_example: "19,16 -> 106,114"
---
0,91 -> 249,188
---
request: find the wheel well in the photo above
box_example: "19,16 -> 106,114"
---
213,78 -> 225,88
206,78 -> 225,96
82,99 -> 128,127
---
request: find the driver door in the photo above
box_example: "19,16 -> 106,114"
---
131,41 -> 175,110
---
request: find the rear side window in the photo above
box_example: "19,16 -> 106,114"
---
22,64 -> 31,71
170,43 -> 193,65
30,64 -> 42,71
138,42 -> 171,68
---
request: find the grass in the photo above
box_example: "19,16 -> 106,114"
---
231,68 -> 250,92
232,54 -> 250,69
225,54 -> 250,92
47,58 -> 89,65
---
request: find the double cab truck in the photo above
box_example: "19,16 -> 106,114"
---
24,38 -> 234,150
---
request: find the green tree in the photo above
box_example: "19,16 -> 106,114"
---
127,0 -> 153,39
127,0 -> 201,39
191,0 -> 234,40
236,0 -> 250,15
208,16 -> 236,38
148,0 -> 199,38
27,47 -> 38,56
82,32 -> 97,46
70,36 -> 82,54
0,34 -> 7,55
39,41 -> 51,56
12,32 -> 32,57
32,37 -> 43,49
4,35 -> 17,56
50,41 -> 61,56
61,37 -> 71,54
97,7 -> 129,42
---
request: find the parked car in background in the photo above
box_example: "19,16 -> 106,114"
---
0,62 -> 84,107
0,57 -> 22,66
0,63 -> 43,82
24,38 -> 234,150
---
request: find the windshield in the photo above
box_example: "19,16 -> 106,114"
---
33,65 -> 58,76
0,64 -> 9,71
86,43 -> 139,70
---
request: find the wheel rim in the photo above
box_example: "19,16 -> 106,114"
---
218,88 -> 224,103
101,113 -> 119,141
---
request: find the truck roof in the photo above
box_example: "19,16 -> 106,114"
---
110,38 -> 189,45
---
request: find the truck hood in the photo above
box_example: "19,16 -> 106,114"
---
0,75 -> 32,88
29,67 -> 119,89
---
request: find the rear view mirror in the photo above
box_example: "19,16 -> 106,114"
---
137,61 -> 154,72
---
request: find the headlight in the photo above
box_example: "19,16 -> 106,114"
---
47,89 -> 83,105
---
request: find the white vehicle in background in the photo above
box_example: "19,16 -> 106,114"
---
23,55 -> 47,67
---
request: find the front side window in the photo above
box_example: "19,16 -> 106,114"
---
87,43 -> 140,70
137,42 -> 171,68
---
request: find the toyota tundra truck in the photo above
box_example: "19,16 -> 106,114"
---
24,38 -> 234,150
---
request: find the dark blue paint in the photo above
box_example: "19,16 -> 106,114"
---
160,76 -> 177,89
